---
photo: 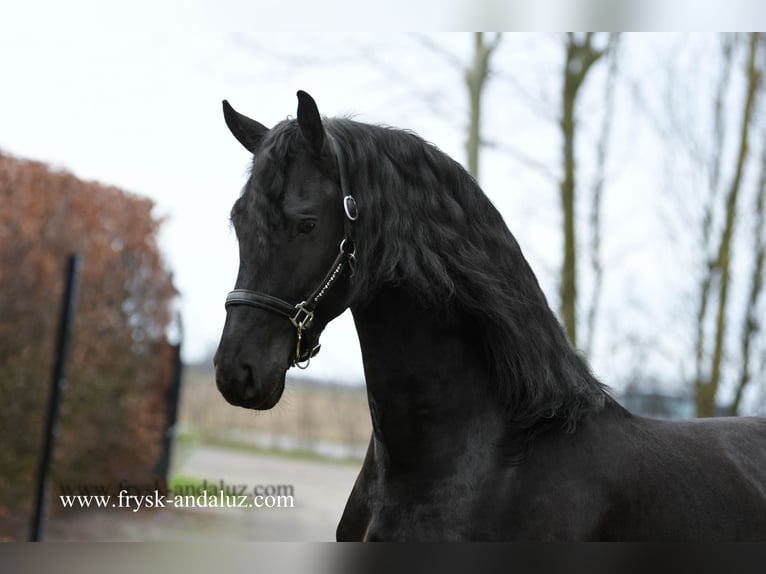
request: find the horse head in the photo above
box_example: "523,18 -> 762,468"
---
214,91 -> 354,409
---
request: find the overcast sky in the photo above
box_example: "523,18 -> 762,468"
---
3,4 -> 766,401
0,16 -> 671,387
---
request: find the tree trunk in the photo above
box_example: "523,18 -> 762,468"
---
465,33 -> 501,182
559,33 -> 606,347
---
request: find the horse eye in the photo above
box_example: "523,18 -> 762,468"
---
298,219 -> 316,234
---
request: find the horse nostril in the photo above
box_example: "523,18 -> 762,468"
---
240,365 -> 257,399
216,358 -> 247,389
216,362 -> 252,407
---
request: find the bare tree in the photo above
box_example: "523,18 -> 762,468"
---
631,33 -> 766,416
558,33 -> 616,348
693,33 -> 763,417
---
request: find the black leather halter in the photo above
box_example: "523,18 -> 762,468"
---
224,134 -> 358,369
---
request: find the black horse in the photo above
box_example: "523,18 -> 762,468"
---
214,90 -> 766,541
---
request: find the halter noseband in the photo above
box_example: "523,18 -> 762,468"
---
224,134 -> 357,369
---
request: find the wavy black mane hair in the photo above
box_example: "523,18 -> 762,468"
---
245,116 -> 615,431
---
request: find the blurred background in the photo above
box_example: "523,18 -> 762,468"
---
1,8 -> 766,540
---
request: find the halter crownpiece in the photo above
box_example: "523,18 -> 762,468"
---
224,134 -> 357,369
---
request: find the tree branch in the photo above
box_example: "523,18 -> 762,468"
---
730,123 -> 766,414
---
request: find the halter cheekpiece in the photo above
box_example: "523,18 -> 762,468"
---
224,134 -> 357,369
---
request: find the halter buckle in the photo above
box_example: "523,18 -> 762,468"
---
290,301 -> 315,331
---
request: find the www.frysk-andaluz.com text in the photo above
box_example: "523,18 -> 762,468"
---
58,481 -> 295,512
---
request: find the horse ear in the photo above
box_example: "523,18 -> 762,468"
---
296,90 -> 325,155
222,100 -> 268,153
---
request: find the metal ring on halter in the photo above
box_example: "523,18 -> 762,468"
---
343,196 -> 358,221
339,238 -> 355,256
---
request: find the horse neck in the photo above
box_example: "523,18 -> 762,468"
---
351,287 -> 508,468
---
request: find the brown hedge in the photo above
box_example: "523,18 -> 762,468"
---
0,150 -> 176,539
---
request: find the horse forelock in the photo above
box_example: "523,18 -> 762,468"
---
231,121 -> 300,266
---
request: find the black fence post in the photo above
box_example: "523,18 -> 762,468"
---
30,254 -> 82,542
156,312 -> 184,486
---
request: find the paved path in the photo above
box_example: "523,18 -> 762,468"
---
46,445 -> 361,541
176,445 -> 360,541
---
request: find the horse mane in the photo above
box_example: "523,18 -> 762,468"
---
249,117 -> 614,432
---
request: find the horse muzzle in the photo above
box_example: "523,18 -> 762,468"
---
214,353 -> 287,410
213,317 -> 292,410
